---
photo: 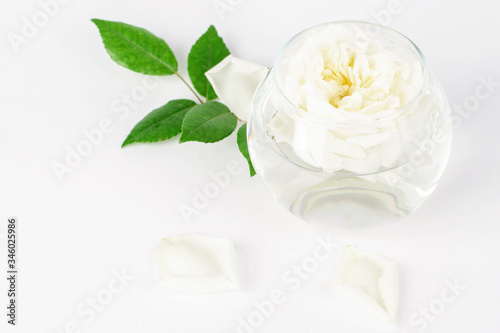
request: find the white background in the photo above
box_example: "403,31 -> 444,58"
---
1,0 -> 500,332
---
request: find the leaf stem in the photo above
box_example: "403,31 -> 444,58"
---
175,72 -> 203,104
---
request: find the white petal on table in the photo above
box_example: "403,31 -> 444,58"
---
155,234 -> 239,293
333,245 -> 399,322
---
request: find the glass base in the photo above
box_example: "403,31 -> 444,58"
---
289,178 -> 411,230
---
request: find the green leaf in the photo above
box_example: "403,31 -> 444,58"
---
237,123 -> 256,177
122,99 -> 196,147
188,25 -> 230,101
92,19 -> 178,75
180,101 -> 237,143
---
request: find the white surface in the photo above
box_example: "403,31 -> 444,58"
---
1,0 -> 499,332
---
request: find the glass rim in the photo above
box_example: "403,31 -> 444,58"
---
272,20 -> 429,124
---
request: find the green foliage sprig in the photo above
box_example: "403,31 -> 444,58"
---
92,19 -> 255,176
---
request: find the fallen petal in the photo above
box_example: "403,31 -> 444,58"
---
155,234 -> 239,293
333,245 -> 399,322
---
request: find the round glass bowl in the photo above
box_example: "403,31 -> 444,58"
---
248,21 -> 452,230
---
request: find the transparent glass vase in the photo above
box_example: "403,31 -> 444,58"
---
248,21 -> 452,230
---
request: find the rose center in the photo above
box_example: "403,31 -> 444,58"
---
321,53 -> 376,109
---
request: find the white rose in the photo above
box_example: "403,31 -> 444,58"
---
269,24 -> 432,173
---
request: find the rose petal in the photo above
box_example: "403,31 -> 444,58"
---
326,135 -> 367,159
346,132 -> 392,149
333,245 -> 399,322
205,55 -> 268,121
268,112 -> 295,144
343,153 -> 382,174
291,118 -> 326,168
155,234 -> 239,293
